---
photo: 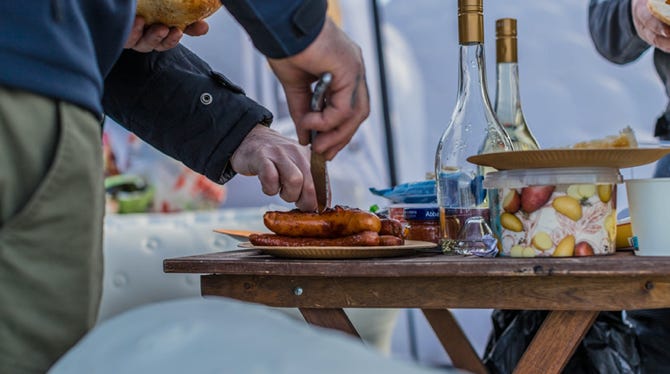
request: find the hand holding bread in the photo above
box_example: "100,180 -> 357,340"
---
124,15 -> 209,52
125,0 -> 218,52
648,0 -> 670,25
635,0 -> 670,52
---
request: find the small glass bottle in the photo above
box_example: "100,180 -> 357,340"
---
494,18 -> 540,151
435,0 -> 513,254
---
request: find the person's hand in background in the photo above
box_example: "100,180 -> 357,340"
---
124,16 -> 209,52
268,18 -> 370,161
632,0 -> 670,52
230,125 -> 318,211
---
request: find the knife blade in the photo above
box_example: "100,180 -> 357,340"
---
310,73 -> 332,213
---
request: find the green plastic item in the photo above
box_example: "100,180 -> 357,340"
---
104,174 -> 155,214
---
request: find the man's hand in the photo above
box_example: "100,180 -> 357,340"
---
268,18 -> 370,161
632,0 -> 670,52
230,125 -> 318,212
124,16 -> 209,52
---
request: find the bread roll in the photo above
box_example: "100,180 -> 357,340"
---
136,0 -> 221,29
648,0 -> 670,26
571,126 -> 638,149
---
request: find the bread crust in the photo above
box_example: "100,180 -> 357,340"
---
648,0 -> 670,26
571,126 -> 638,149
136,0 -> 221,29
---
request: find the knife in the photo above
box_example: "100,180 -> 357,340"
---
310,73 -> 332,213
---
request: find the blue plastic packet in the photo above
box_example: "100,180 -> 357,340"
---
369,180 -> 436,204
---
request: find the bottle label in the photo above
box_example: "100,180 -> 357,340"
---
404,207 -> 440,221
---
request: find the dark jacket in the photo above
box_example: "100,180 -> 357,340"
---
588,0 -> 670,139
0,0 -> 326,183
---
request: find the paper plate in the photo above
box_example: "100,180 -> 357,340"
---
214,229 -> 263,241
237,240 -> 437,259
467,148 -> 670,170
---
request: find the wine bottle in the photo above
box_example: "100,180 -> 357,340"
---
435,0 -> 513,253
494,18 -> 540,150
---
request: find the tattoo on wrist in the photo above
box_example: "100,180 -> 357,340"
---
350,73 -> 362,109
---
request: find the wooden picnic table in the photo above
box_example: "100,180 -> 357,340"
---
164,249 -> 670,374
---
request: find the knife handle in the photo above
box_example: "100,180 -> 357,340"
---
309,72 -> 332,144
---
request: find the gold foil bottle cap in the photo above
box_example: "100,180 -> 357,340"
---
458,0 -> 484,44
496,18 -> 516,38
459,0 -> 483,13
496,18 -> 517,63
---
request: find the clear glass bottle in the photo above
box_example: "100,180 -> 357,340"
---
494,18 -> 540,150
435,0 -> 513,253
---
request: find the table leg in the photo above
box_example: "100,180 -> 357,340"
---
422,309 -> 488,374
513,310 -> 599,374
299,308 -> 361,339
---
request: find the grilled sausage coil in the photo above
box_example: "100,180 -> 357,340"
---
263,205 -> 382,238
249,231 -> 381,247
379,217 -> 403,237
379,235 -> 404,246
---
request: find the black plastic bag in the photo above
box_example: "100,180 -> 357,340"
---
483,310 -> 641,374
625,308 -> 670,373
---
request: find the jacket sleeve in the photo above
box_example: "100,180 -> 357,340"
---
102,45 -> 273,184
220,0 -> 327,58
588,0 -> 650,64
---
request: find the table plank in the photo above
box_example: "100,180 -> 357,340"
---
299,308 -> 361,339
165,250 -> 670,278
514,311 -> 599,374
200,274 -> 670,311
422,309 -> 488,374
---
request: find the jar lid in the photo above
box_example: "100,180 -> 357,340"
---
404,206 -> 439,221
483,167 -> 622,189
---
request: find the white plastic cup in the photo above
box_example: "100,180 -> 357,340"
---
625,178 -> 670,255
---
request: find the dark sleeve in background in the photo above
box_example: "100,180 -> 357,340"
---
220,0 -> 327,58
102,45 -> 273,184
588,0 -> 650,64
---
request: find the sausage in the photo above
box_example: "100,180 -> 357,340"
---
263,205 -> 382,238
379,235 -> 404,246
379,217 -> 404,237
249,231 -> 381,247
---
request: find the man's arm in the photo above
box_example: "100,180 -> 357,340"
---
221,0 -> 370,160
220,0 -> 327,59
588,0 -> 651,63
103,45 -> 272,184
103,46 -> 320,210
